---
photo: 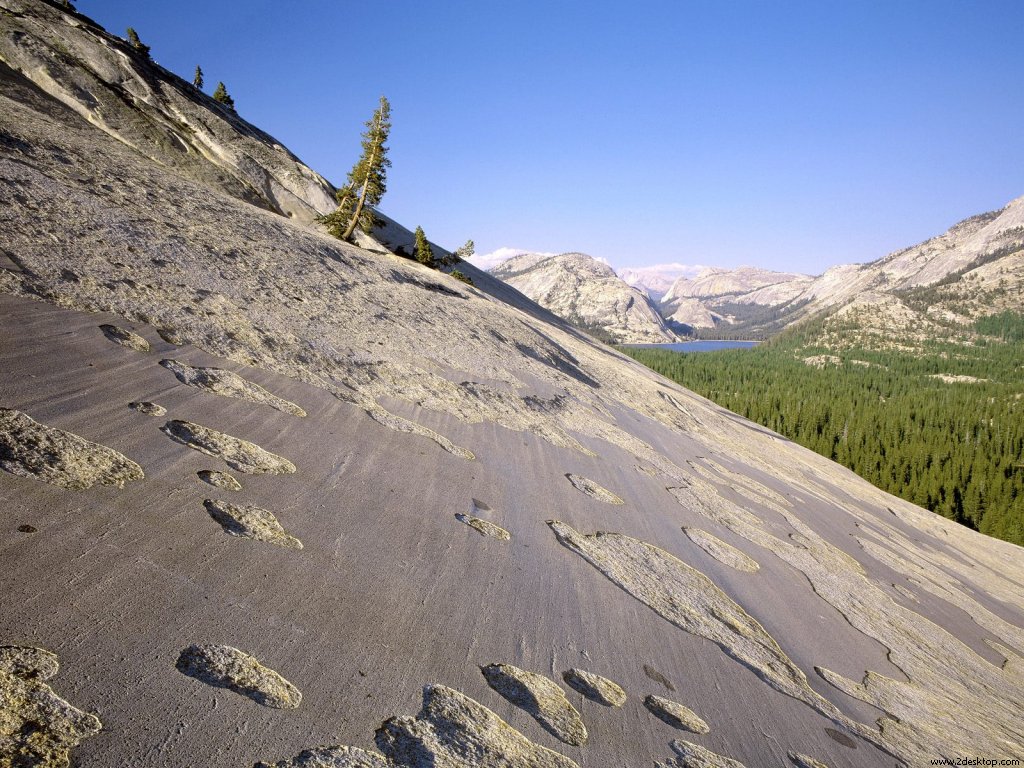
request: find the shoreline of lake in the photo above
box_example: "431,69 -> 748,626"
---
623,340 -> 761,352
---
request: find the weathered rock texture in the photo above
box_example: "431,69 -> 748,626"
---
175,644 -> 301,709
0,646 -> 102,767
454,512 -> 510,541
481,663 -> 588,746
160,358 -> 306,417
644,694 -> 710,734
375,684 -> 580,768
1,5 -> 1023,768
162,420 -> 296,475
202,498 -> 303,549
491,252 -> 679,343
0,407 -> 144,489
561,668 -> 626,707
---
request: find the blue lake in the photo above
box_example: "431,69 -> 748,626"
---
626,340 -> 760,352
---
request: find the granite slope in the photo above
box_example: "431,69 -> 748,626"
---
490,252 -> 679,344
2,6 -> 1024,767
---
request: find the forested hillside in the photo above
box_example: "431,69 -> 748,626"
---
623,311 -> 1024,545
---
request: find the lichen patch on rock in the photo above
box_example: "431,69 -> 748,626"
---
375,684 -> 580,767
175,644 -> 301,709
161,419 -> 296,474
99,323 -> 150,352
0,646 -> 102,767
454,512 -> 510,541
481,663 -> 588,746
644,694 -> 709,733
565,473 -> 624,505
160,358 -> 306,417
561,668 -> 626,707
0,407 -> 144,489
203,498 -> 302,549
683,527 -> 760,572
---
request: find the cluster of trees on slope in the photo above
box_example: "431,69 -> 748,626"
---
621,311 -> 1024,546
95,8 -> 475,284
317,96 -> 474,284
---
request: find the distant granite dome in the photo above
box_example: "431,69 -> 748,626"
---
490,252 -> 680,343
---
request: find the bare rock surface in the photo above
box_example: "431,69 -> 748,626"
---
99,323 -> 150,352
1,6 -> 1023,768
565,473 -> 623,505
375,684 -> 580,767
491,252 -> 679,343
481,663 -> 587,746
561,669 -> 626,707
788,752 -> 831,768
128,400 -> 166,416
0,646 -> 102,767
454,512 -> 510,541
162,419 -> 296,474
644,694 -> 709,733
175,644 -> 301,709
203,498 -> 302,549
0,644 -> 59,680
682,527 -> 760,572
546,520 -> 875,747
197,469 -> 242,491
255,746 -> 391,768
160,358 -> 306,417
657,739 -> 748,768
0,407 -> 144,489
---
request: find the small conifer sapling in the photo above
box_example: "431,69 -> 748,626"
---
212,81 -> 235,111
414,226 -> 435,267
193,66 -> 204,89
126,27 -> 150,58
442,239 -> 474,267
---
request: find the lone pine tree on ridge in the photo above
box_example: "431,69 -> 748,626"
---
320,96 -> 391,242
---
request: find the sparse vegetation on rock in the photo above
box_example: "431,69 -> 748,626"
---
212,81 -> 235,110
450,269 -> 474,286
126,27 -> 150,58
414,225 -> 435,267
320,96 -> 391,242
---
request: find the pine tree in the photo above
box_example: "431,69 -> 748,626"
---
126,27 -> 150,58
441,239 -> 474,267
193,66 -> 204,90
322,96 -> 391,243
212,82 -> 235,111
414,226 -> 435,267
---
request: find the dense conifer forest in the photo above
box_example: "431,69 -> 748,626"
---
622,311 -> 1024,545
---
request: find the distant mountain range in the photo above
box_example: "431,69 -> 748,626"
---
486,196 -> 1024,346
489,252 -> 679,343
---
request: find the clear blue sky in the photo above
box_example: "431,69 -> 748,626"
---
83,1 -> 1024,275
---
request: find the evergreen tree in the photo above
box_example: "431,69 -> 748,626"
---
126,27 -> 150,58
60,0 -> 75,11
212,81 -> 235,111
441,239 -> 474,267
193,66 -> 204,90
414,226 -> 435,267
321,96 -> 391,243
